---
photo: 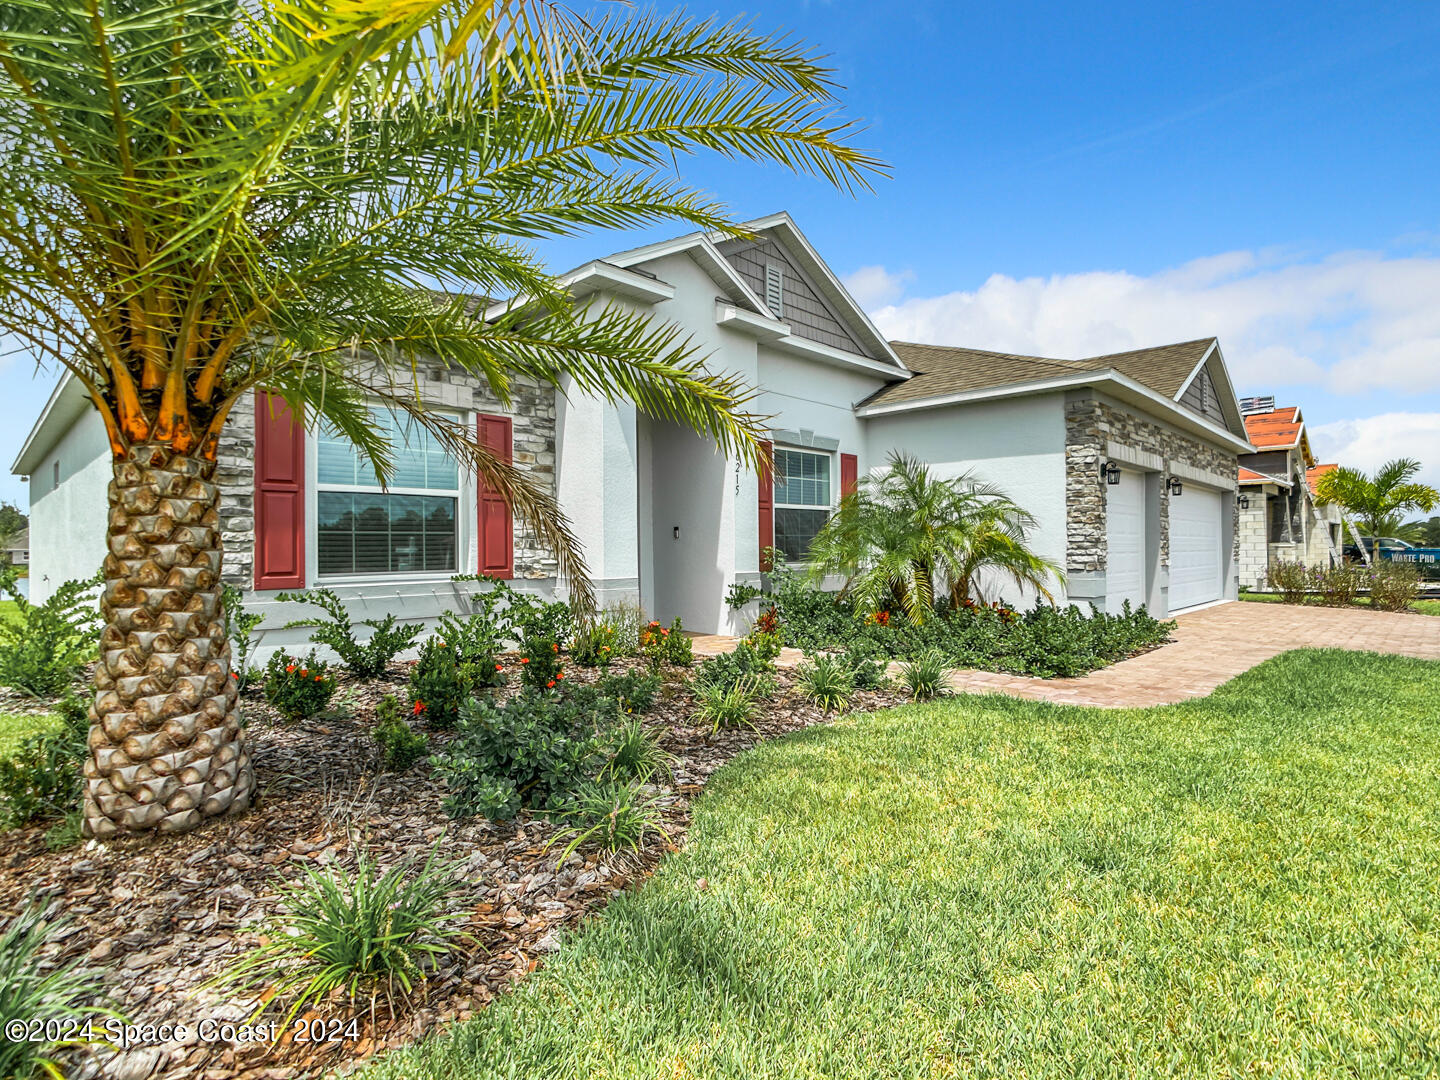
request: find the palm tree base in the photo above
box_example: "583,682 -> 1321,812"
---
83,444 -> 254,838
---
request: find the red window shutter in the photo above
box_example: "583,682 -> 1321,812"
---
253,391 -> 305,590
477,414 -> 514,579
757,440 -> 774,572
840,453 -> 858,498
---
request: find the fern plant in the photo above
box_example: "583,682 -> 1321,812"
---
277,588 -> 421,678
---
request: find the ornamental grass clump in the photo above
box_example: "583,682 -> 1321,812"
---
602,718 -> 674,783
221,845 -> 463,1026
693,678 -> 762,733
551,780 -> 666,861
796,653 -> 855,712
263,653 -> 337,721
899,651 -> 948,701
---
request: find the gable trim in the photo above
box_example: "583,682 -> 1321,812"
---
1173,340 -> 1247,438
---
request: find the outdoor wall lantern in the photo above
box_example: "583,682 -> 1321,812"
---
1238,493 -> 1250,510
1168,476 -> 1184,497
1101,461 -> 1120,486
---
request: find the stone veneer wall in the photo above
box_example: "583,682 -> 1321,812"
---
216,366 -> 558,591
1065,394 -> 1240,577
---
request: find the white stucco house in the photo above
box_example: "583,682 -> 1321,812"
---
12,213 -> 1253,648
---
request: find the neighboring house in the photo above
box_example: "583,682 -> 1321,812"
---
1235,399 -> 1346,589
2,527 -> 27,566
11,213 -> 1252,647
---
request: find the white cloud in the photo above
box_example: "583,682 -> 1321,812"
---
862,249 -> 1440,394
1310,413 -> 1440,491
841,265 -> 914,309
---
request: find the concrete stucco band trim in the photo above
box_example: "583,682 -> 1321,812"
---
1169,459 -> 1238,491
1104,440 -> 1164,472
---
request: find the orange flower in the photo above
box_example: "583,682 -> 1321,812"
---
314,674 -> 324,682
285,664 -> 295,673
555,670 -> 564,680
230,672 -> 238,681
552,643 -> 559,653
495,663 -> 504,671
546,680 -> 555,689
520,657 -> 530,664
413,700 -> 426,715
299,669 -> 309,678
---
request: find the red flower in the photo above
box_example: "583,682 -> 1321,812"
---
299,669 -> 309,678
314,674 -> 324,682
412,700 -> 426,715
495,663 -> 504,671
230,672 -> 238,681
552,643 -> 559,653
555,670 -> 564,680
546,680 -> 556,689
520,657 -> 530,664
285,664 -> 295,673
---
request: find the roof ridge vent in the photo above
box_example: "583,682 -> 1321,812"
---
1239,395 -> 1275,415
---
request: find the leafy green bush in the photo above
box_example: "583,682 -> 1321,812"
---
693,678 -> 761,733
796,654 -> 854,712
1311,563 -> 1366,607
277,588 -> 421,678
222,584 -> 265,692
694,640 -> 776,695
0,693 -> 87,827
571,620 -> 619,667
638,620 -> 670,671
221,845 -> 462,1025
0,567 -> 101,697
725,581 -> 764,609
1369,561 -> 1421,612
434,611 -> 504,681
602,718 -> 673,783
431,692 -> 607,819
408,639 -> 466,730
1267,560 -> 1310,604
374,695 -> 429,771
0,903 -> 116,1080
518,635 -> 565,691
594,670 -> 662,714
263,652 -> 337,721
552,779 -> 665,860
899,651 -> 948,700
663,618 -> 694,666
841,641 -> 890,689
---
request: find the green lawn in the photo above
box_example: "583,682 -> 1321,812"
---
369,650 -> 1440,1080
1239,590 -> 1440,616
0,709 -> 58,760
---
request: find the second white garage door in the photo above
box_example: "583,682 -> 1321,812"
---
1169,485 -> 1224,611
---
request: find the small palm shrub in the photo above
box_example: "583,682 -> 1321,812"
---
0,568 -> 101,697
552,780 -> 665,860
0,693 -> 87,827
277,588 -> 422,678
0,903 -> 116,1080
1369,561 -> 1421,612
374,695 -> 429,771
694,640 -> 776,695
431,693 -> 607,819
263,652 -> 337,721
408,639 -> 467,730
602,718 -> 673,782
693,678 -> 761,733
1267,560 -> 1310,604
221,846 -> 462,1025
899,651 -> 948,700
797,654 -> 855,712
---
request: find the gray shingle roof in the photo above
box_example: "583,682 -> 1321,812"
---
867,337 -> 1216,408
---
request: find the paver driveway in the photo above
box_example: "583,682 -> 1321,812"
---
945,601 -> 1440,707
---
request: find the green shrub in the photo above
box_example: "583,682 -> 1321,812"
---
518,634 -> 565,691
693,678 -> 761,733
1369,561 -> 1422,612
1267,560 -> 1310,604
277,588 -> 422,678
841,641 -> 890,689
408,639 -> 467,730
638,620 -> 670,671
571,620 -> 619,667
601,600 -> 646,657
431,692 -> 607,819
0,902 -> 117,1080
602,718 -> 673,783
899,651 -> 948,701
222,584 -> 265,692
594,670 -> 662,714
725,581 -> 764,609
434,611 -> 505,685
694,640 -> 776,695
663,617 -> 694,667
0,693 -> 87,827
1311,563 -> 1366,607
0,568 -> 101,697
797,654 -> 855,712
505,594 -> 574,649
220,845 -> 462,1025
552,779 -> 665,860
263,652 -> 337,720
374,695 -> 429,771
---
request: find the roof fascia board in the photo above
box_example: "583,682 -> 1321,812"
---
724,212 -> 909,373
608,234 -> 769,314
771,332 -> 914,380
715,301 -> 790,341
562,261 -> 676,304
13,370 -> 82,476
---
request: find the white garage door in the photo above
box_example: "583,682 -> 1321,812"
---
1169,485 -> 1224,610
1106,470 -> 1147,612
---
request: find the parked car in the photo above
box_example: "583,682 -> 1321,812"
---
1342,536 -> 1414,560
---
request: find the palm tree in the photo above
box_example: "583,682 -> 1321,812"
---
805,453 -> 1063,625
0,0 -> 882,838
1313,460 -> 1439,542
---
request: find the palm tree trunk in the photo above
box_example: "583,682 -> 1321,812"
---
83,444 -> 253,838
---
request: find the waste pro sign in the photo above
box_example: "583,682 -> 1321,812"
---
1380,548 -> 1440,576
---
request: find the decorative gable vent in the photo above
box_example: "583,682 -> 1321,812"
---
764,263 -> 784,318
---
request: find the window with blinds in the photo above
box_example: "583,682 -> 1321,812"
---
772,447 -> 832,561
315,410 -> 460,576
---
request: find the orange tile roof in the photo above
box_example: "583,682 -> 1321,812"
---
1242,406 -> 1303,448
1239,465 -> 1291,487
1307,462 -> 1337,494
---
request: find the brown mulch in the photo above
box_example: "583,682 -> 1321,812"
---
0,661 -> 906,1080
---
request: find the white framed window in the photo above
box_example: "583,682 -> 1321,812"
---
314,409 -> 463,578
773,446 -> 833,562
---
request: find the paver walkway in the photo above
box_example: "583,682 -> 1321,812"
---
690,603 -> 1439,710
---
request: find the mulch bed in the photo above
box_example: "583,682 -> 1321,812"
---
0,661 -> 906,1080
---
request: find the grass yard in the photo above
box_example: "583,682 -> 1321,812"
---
1239,590 -> 1440,616
369,650 -> 1440,1080
0,710 -> 58,760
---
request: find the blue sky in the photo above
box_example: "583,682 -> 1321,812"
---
5,0 -> 1440,507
